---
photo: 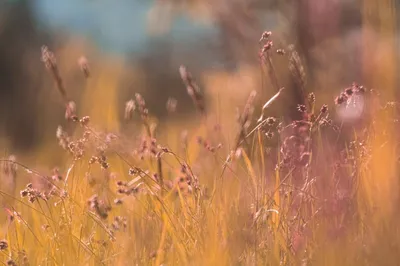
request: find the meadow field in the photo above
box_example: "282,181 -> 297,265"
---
0,1 -> 400,265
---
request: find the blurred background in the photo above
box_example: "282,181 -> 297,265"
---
0,0 -> 398,162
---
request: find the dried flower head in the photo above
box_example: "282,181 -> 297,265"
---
288,45 -> 306,90
308,92 -> 315,104
41,45 -> 56,70
179,65 -> 205,114
0,240 -> 7,250
238,90 -> 257,128
125,99 -> 136,120
166,97 -> 178,113
65,101 -> 77,121
111,216 -> 128,232
87,194 -> 110,219
276,49 -> 285,55
101,162 -> 109,170
78,56 -> 90,78
320,104 -> 328,114
114,198 -> 123,205
129,167 -> 139,176
262,41 -> 273,53
335,92 -> 348,105
345,87 -> 354,96
265,131 -> 274,139
266,117 -> 276,126
41,45 -> 70,105
56,126 -> 72,151
51,167 -> 62,181
20,182 -> 49,203
79,116 -> 90,127
357,85 -> 366,94
297,104 -> 307,113
135,93 -> 149,121
260,31 -> 272,42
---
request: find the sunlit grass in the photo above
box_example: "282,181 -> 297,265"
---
0,1 -> 399,265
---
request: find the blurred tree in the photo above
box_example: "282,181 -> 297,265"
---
0,0 -> 49,151
148,0 -> 267,67
147,0 -> 305,120
147,0 -> 372,121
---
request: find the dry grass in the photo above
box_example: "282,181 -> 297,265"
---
0,5 -> 400,265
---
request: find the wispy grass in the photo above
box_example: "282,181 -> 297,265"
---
0,3 -> 400,264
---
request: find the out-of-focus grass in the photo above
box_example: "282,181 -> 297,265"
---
0,1 -> 399,265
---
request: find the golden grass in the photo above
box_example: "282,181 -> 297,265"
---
0,1 -> 399,265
